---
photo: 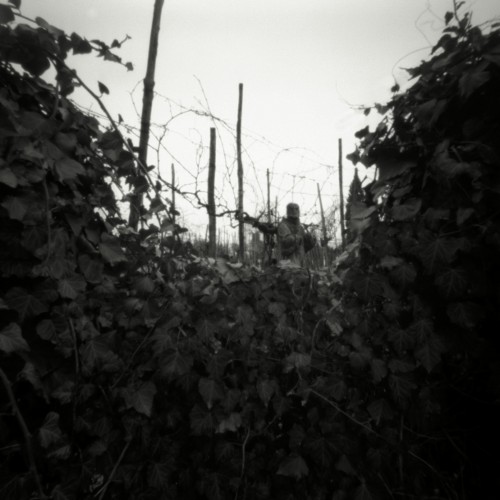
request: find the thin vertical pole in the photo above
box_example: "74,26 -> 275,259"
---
338,138 -> 346,249
317,183 -> 327,246
267,169 -> 271,222
129,0 -> 165,229
208,127 -> 216,258
237,83 -> 244,262
171,163 -> 176,228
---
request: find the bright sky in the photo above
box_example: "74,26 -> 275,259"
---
19,0 -> 500,237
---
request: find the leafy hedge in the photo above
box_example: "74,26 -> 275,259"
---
1,3 -> 500,500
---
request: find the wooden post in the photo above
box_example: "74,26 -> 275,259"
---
171,163 -> 176,228
338,138 -> 346,249
208,127 -> 216,258
317,183 -> 327,246
267,169 -> 271,222
237,83 -> 244,262
129,0 -> 165,229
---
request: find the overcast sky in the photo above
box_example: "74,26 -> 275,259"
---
19,0 -> 500,233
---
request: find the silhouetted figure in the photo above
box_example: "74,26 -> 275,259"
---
276,203 -> 315,265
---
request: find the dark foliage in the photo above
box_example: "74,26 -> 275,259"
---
1,3 -> 500,500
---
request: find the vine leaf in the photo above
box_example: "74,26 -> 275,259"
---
435,267 -> 468,300
1,196 -> 28,220
389,262 -> 417,288
447,302 -> 482,329
216,412 -> 242,433
127,381 -> 157,417
0,5 -> 14,24
0,322 -> 29,353
459,70 -> 490,98
190,404 -> 216,435
0,168 -> 18,188
336,454 -> 356,475
78,255 -> 104,284
98,81 -> 109,95
58,273 -> 87,299
198,378 -> 225,410
377,157 -> 416,182
389,374 -> 416,404
148,462 -> 170,489
367,399 -> 394,425
391,198 -> 422,221
99,233 -> 127,264
420,237 -> 463,273
5,287 -> 48,321
415,336 -> 445,373
354,481 -> 374,500
55,157 -> 85,181
257,379 -> 276,406
277,453 -> 309,479
161,350 -> 193,379
370,358 -> 388,383
38,412 -> 63,448
36,319 -> 57,341
284,352 -> 311,372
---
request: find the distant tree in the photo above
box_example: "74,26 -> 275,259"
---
344,167 -> 365,241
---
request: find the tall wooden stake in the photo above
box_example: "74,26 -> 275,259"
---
265,168 -> 272,263
237,83 -> 244,262
171,163 -> 176,228
208,127 -> 217,258
267,169 -> 271,222
129,0 -> 165,229
338,138 -> 346,249
317,183 -> 327,246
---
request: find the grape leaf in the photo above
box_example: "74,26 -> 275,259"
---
128,381 -> 157,417
148,462 -> 170,489
0,5 -> 14,24
161,350 -> 193,379
0,168 -> 18,188
389,374 -> 416,404
415,335 -> 445,372
370,358 -> 388,383
257,378 -> 276,406
354,481 -> 373,500
388,328 -> 415,352
459,70 -> 490,98
190,404 -> 216,435
0,323 -> 29,353
1,196 -> 28,220
99,233 -> 127,264
55,157 -> 85,181
5,287 -> 48,321
58,273 -> 87,299
377,157 -> 417,182
78,255 -> 104,284
277,453 -> 309,479
216,412 -> 242,433
389,262 -> 417,288
198,378 -> 225,410
391,198 -> 422,221
38,412 -> 63,448
435,267 -> 468,300
98,81 -> 109,95
367,399 -> 394,425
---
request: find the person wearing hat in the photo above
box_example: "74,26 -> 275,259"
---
276,203 -> 315,265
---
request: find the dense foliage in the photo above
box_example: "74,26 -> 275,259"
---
1,2 -> 499,499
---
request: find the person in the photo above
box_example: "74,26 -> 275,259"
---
276,203 -> 315,265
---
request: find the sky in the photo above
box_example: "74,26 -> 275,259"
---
17,0 -> 500,238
